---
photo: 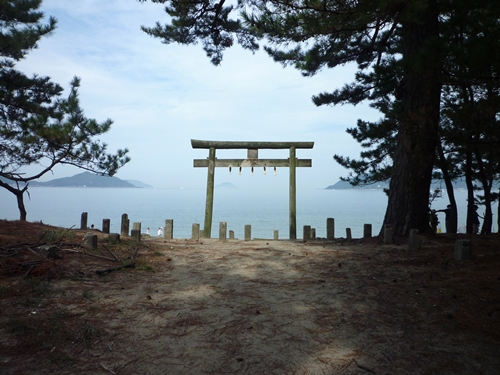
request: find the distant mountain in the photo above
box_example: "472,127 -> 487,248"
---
216,182 -> 237,189
325,178 -> 478,190
126,180 -> 154,189
30,172 -> 137,188
325,180 -> 388,190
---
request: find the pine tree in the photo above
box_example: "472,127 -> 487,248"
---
140,0 -> 442,235
0,0 -> 130,220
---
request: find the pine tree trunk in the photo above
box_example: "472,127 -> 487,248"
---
465,149 -> 475,234
437,141 -> 458,234
475,148 -> 493,234
497,189 -> 500,234
383,0 -> 441,236
0,181 -> 28,221
15,190 -> 27,221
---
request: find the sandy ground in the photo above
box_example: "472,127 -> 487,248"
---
1,221 -> 500,375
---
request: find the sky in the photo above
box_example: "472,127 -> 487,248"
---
17,0 -> 381,190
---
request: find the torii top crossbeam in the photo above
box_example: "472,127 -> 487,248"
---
191,140 -> 314,149
191,139 -> 314,239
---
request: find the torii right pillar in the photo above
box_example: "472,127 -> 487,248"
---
289,146 -> 297,239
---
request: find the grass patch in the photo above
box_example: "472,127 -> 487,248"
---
135,259 -> 155,272
80,322 -> 101,348
0,285 -> 8,296
42,229 -> 75,243
3,311 -> 102,350
32,280 -> 50,297
82,290 -> 93,300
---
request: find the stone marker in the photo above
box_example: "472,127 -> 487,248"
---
409,229 -> 422,250
327,218 -> 335,240
303,225 -> 311,241
102,219 -> 110,234
81,212 -> 88,230
164,219 -> 174,239
192,223 -> 200,240
219,222 -> 227,241
229,230 -> 235,239
83,233 -> 97,250
454,239 -> 472,260
363,223 -> 372,238
133,222 -> 141,232
244,225 -> 251,241
384,224 -> 394,244
121,214 -> 129,236
311,228 -> 316,239
346,228 -> 352,240
274,230 -> 279,240
131,229 -> 141,241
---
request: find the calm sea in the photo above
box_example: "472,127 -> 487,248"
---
0,187 -> 492,238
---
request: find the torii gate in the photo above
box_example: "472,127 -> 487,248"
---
191,139 -> 314,239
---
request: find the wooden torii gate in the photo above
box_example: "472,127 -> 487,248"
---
191,139 -> 314,239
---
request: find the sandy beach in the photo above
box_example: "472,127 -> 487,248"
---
1,221 -> 499,374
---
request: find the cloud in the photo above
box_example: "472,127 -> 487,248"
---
16,0 -> 380,189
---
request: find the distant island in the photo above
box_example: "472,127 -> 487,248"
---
325,180 -> 388,190
125,179 -> 154,189
23,172 -> 152,188
325,178 -> 474,190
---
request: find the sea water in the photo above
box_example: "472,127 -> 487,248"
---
0,187 -> 494,238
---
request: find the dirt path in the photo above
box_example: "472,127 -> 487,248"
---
1,227 -> 500,374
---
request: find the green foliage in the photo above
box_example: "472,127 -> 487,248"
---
42,229 -> 75,243
82,290 -> 93,299
0,0 -> 130,221
3,311 -> 100,350
140,0 -> 500,234
80,322 -> 100,348
138,0 -> 258,65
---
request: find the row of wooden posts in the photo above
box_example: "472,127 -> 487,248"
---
80,212 -> 387,241
80,212 -> 472,260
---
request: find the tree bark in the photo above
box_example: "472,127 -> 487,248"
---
383,0 -> 441,236
0,180 -> 28,221
15,190 -> 27,221
437,141 -> 458,233
465,148 -> 475,234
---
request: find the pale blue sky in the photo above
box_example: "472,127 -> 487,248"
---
18,0 -> 381,189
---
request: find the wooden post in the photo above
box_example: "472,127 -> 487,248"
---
121,214 -> 129,236
164,219 -> 174,239
244,225 -> 251,241
219,222 -> 227,241
203,147 -> 216,238
81,212 -> 88,230
289,146 -> 297,240
363,223 -> 372,238
102,219 -> 110,234
303,225 -> 311,241
327,218 -> 335,240
192,223 -> 200,240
